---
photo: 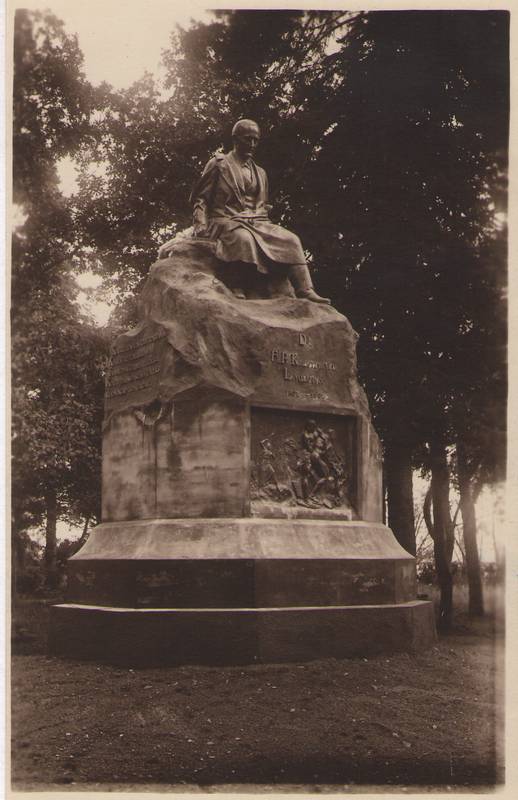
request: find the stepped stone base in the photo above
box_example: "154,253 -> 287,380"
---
49,518 -> 436,665
49,601 -> 435,667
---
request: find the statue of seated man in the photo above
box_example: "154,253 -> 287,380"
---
159,119 -> 330,304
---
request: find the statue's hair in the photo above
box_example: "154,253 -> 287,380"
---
232,119 -> 261,138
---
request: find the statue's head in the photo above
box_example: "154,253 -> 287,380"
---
232,119 -> 261,159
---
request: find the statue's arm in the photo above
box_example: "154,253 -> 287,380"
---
190,157 -> 220,237
262,170 -> 273,213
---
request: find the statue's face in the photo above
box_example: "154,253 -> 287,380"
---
234,123 -> 260,159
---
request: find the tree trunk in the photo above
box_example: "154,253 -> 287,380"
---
385,440 -> 416,555
70,515 -> 91,556
11,512 -> 26,596
13,537 -> 24,595
457,441 -> 484,616
428,439 -> 454,631
45,488 -> 58,588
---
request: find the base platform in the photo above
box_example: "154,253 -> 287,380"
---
49,518 -> 436,665
49,600 -> 435,666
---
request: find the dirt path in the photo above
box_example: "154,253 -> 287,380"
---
11,600 -> 502,790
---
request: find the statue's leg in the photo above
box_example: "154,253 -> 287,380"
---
288,264 -> 331,305
216,228 -> 270,298
265,262 -> 295,299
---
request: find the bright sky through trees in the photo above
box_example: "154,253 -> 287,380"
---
15,0 -> 210,88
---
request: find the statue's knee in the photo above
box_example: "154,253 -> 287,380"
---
234,228 -> 254,246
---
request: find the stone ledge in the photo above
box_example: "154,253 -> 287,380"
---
70,518 -> 413,561
49,601 -> 436,666
65,555 -> 417,608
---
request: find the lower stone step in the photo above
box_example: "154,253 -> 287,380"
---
49,600 -> 436,666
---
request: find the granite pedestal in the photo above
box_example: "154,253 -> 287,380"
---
49,240 -> 435,664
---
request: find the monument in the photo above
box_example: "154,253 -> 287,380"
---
49,120 -> 435,665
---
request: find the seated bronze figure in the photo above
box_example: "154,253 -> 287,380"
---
159,119 -> 330,304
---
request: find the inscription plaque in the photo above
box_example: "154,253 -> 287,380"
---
251,326 -> 354,412
105,326 -> 167,415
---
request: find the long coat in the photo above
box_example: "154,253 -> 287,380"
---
190,151 -> 306,274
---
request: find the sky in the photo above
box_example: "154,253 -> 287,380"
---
15,0 -> 211,88
14,1 -> 349,89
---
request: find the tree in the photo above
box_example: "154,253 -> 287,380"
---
11,279 -> 108,585
12,9 -> 106,587
298,11 -> 507,569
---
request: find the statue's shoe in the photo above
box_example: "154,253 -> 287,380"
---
296,289 -> 331,304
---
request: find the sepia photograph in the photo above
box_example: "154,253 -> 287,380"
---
8,0 -> 509,793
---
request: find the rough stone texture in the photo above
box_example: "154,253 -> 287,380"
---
105,238 -> 369,420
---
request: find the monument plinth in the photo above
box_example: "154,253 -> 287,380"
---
49,240 -> 435,665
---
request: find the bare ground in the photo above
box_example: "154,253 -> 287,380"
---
10,585 -> 504,792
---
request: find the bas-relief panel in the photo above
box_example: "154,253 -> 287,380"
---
250,407 -> 357,514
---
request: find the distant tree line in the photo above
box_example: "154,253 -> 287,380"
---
12,9 -> 507,627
